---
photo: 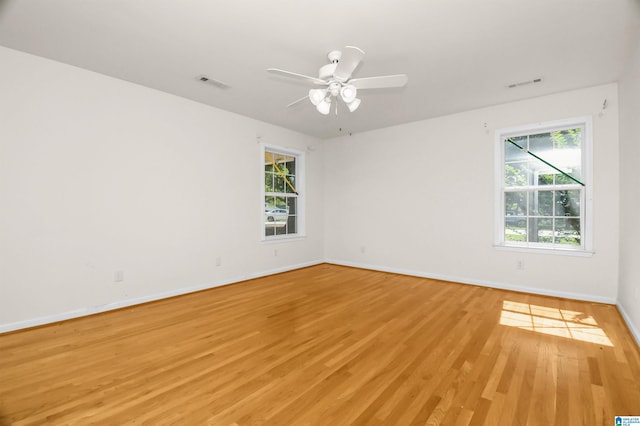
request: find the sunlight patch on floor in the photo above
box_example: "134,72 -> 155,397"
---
500,300 -> 613,346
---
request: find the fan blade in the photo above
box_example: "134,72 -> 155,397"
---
267,68 -> 327,85
350,74 -> 408,89
333,46 -> 365,82
286,95 -> 309,108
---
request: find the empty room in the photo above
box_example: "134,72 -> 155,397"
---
1,0 -> 640,424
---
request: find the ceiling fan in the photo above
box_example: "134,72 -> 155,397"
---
267,46 -> 408,115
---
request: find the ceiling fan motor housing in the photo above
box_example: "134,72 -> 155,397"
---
317,50 -> 343,82
327,50 -> 342,63
318,62 -> 338,82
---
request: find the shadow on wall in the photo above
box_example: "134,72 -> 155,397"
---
0,0 -> 15,20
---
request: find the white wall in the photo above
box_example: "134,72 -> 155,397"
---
618,33 -> 640,342
0,44 -> 629,333
324,84 -> 620,302
0,46 -> 324,331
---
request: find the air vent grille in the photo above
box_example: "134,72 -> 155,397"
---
198,75 -> 231,90
507,77 -> 543,89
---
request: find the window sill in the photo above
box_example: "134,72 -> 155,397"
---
493,244 -> 594,257
262,235 -> 307,244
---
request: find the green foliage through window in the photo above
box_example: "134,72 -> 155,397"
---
264,149 -> 298,237
501,124 -> 585,249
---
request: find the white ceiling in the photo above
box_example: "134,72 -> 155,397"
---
1,0 -> 639,139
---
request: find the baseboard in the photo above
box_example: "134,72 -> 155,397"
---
325,259 -> 617,304
2,258 -> 622,335
0,259 -> 324,334
616,301 -> 640,348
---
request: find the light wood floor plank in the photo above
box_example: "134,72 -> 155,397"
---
1,264 -> 639,425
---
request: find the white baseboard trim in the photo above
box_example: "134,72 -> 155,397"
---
0,259 -> 324,334
325,259 -> 617,304
616,301 -> 640,348
3,258 -> 624,335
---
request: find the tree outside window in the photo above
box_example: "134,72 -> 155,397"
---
498,120 -> 590,251
264,149 -> 299,238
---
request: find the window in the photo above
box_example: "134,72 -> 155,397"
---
496,118 -> 592,252
262,146 -> 303,239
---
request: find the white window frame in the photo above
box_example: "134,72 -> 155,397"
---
260,143 -> 305,241
494,117 -> 593,255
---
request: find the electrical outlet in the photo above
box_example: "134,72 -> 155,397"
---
274,249 -> 278,257
360,246 -> 366,254
114,270 -> 124,282
215,257 -> 221,267
516,260 -> 524,270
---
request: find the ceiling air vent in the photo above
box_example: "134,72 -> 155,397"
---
507,77 -> 543,89
198,75 -> 230,90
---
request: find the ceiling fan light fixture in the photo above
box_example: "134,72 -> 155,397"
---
340,85 -> 357,103
268,46 -> 408,117
346,98 -> 361,112
316,98 -> 331,115
309,89 -> 326,106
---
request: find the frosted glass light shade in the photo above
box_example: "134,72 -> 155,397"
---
309,89 -> 326,106
347,98 -> 361,112
316,98 -> 331,115
340,85 -> 357,103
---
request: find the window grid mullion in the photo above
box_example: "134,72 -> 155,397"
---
499,123 -> 586,250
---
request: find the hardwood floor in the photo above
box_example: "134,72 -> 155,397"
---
1,264 -> 639,425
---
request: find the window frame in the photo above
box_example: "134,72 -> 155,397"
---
494,117 -> 593,254
260,143 -> 305,242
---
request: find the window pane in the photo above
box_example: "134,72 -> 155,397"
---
274,223 -> 288,235
505,136 -> 528,161
505,163 -> 530,187
505,191 -> 526,216
555,190 -> 580,217
535,218 -> 554,243
287,197 -> 296,215
556,173 -> 577,185
286,214 -> 297,234
264,172 -> 274,192
276,197 -> 286,210
552,128 -> 582,184
529,132 -> 554,155
265,197 -> 289,232
272,174 -> 284,192
286,175 -> 295,193
286,158 -> 296,175
555,218 -> 581,246
538,173 -> 551,185
265,225 -> 275,236
505,225 -> 526,243
536,190 -> 554,216
264,152 -> 275,171
529,129 -> 582,184
505,191 -> 526,241
265,196 -> 276,210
